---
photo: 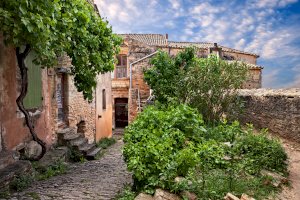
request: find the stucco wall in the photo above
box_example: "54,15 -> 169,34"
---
0,36 -> 54,151
95,73 -> 112,141
239,88 -> 300,142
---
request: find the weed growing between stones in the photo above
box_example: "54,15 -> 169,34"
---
26,192 -> 41,200
10,174 -> 34,192
97,137 -> 116,149
68,146 -> 86,163
0,189 -> 10,199
34,160 -> 67,180
114,185 -> 136,200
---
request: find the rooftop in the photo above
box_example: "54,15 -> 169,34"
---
118,34 -> 259,57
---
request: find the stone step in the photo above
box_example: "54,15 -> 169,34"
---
86,147 -> 102,160
79,143 -> 95,153
57,127 -> 73,135
37,147 -> 69,171
64,132 -> 83,141
0,160 -> 32,190
69,136 -> 88,147
0,151 -> 18,171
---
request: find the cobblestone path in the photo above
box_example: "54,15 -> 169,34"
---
10,139 -> 132,200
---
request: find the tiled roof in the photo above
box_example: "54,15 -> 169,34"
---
169,41 -> 259,57
118,34 -> 168,47
118,34 -> 259,57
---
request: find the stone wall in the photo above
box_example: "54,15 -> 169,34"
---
239,88 -> 300,142
67,77 -> 96,143
56,55 -> 96,143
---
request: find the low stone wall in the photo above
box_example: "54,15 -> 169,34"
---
239,88 -> 300,142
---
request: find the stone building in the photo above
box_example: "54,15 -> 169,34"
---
0,41 -> 112,153
0,0 -> 113,154
111,34 -> 263,127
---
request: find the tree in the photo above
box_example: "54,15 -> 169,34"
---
144,48 -> 248,123
0,0 -> 121,160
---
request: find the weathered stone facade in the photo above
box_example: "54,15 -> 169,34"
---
0,34 -> 112,152
112,34 -> 263,124
239,89 -> 300,142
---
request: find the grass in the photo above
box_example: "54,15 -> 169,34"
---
26,192 -> 41,200
35,160 -> 67,180
96,137 -> 116,149
183,169 -> 279,200
9,174 -> 34,192
114,185 -> 136,200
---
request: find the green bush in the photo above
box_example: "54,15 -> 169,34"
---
123,107 -> 288,197
234,128 -> 288,175
97,137 -> 116,149
144,48 -> 248,123
35,160 -> 67,180
123,105 -> 218,192
10,174 -> 34,192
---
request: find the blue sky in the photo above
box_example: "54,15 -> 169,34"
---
95,0 -> 300,88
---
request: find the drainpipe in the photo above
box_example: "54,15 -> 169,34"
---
129,51 -> 158,90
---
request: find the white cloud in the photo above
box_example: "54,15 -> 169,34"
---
250,0 -> 297,8
95,0 -> 300,88
263,68 -> 281,88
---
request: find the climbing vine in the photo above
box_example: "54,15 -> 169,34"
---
0,0 -> 121,159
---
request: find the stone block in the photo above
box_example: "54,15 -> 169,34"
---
24,140 -> 42,160
224,193 -> 240,200
154,189 -> 181,200
135,193 -> 154,200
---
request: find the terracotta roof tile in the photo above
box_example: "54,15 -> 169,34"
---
168,41 -> 259,57
119,34 -> 168,47
118,34 -> 259,57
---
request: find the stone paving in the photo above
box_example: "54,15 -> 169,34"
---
8,138 -> 132,200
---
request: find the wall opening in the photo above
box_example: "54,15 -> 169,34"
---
115,98 -> 128,128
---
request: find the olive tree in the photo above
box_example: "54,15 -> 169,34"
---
0,0 -> 120,159
144,48 -> 248,123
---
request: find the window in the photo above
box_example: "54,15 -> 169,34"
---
102,89 -> 106,110
115,54 -> 127,78
24,51 -> 42,109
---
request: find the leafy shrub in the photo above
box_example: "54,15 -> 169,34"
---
10,174 -> 34,192
144,48 -> 248,123
124,109 -> 288,196
124,105 -> 215,192
115,185 -> 136,200
234,128 -> 288,175
35,160 -> 67,180
97,137 -> 116,149
69,146 -> 86,163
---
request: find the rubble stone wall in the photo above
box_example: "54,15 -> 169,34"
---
239,89 -> 300,142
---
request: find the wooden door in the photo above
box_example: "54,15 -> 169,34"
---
115,98 -> 128,128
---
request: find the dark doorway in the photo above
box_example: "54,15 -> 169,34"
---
115,98 -> 128,128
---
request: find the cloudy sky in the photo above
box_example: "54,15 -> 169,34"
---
95,0 -> 300,88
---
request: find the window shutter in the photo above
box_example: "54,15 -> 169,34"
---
23,52 -> 43,109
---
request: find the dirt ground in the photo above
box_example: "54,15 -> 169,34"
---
275,137 -> 300,200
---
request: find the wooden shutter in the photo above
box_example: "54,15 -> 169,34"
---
23,52 -> 42,109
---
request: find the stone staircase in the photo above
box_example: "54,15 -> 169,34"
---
138,95 -> 155,112
0,151 -> 32,192
57,127 -> 101,160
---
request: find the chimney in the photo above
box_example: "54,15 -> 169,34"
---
165,33 -> 168,40
214,43 -> 218,47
